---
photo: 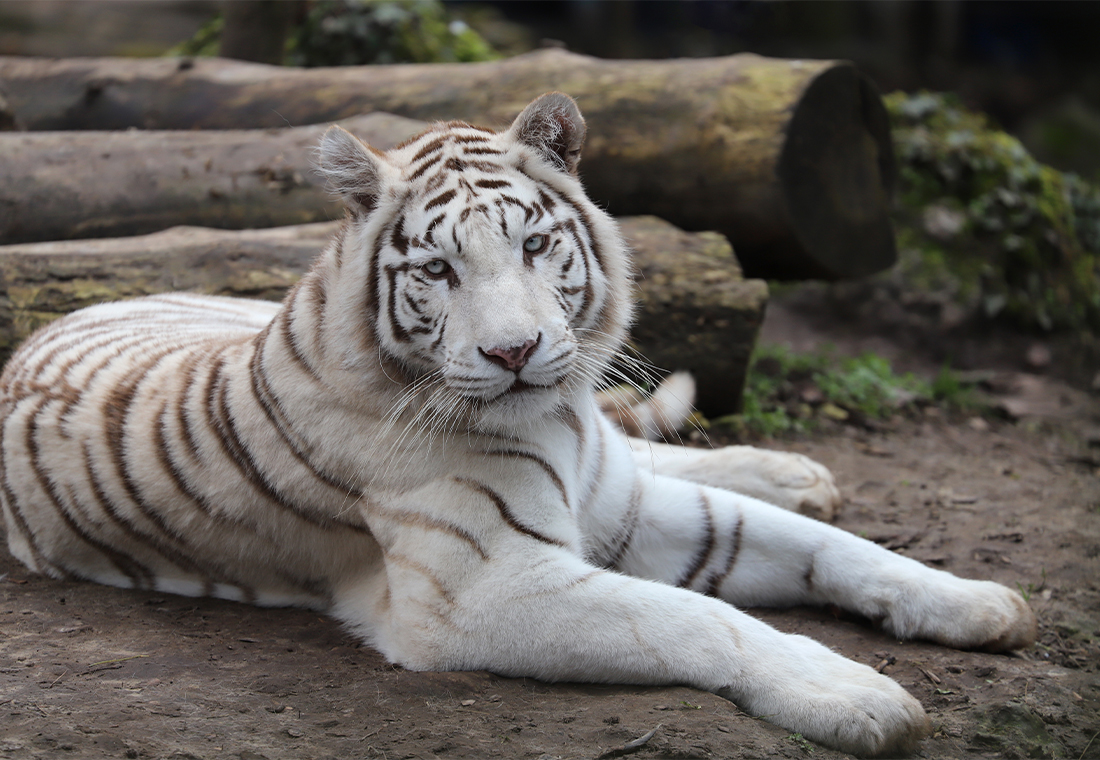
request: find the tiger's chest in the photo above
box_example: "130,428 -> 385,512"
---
356,396 -> 636,561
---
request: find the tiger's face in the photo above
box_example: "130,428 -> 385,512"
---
318,94 -> 632,429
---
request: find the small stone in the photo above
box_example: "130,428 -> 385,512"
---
460,699 -> 476,706
1024,343 -> 1051,369
967,417 -> 989,431
286,728 -> 302,738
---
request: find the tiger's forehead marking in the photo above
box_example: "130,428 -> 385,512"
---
401,125 -> 509,188
387,126 -> 562,258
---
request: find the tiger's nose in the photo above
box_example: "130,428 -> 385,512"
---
480,336 -> 540,372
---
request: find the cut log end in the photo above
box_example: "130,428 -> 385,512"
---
770,66 -> 898,281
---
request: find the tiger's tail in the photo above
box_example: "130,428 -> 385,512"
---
597,371 -> 696,441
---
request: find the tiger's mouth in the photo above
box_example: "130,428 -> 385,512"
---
483,377 -> 559,403
503,379 -> 549,396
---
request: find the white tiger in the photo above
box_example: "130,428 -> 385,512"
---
0,93 -> 1035,757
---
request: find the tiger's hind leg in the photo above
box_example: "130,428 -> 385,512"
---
627,438 -> 843,521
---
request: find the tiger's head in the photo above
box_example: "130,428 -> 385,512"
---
316,93 -> 633,431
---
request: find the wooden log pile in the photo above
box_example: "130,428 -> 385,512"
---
0,48 -> 900,414
0,113 -> 423,243
0,218 -> 765,416
0,48 -> 898,280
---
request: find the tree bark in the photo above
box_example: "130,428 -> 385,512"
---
0,49 -> 897,280
0,113 -> 425,244
0,217 -> 764,415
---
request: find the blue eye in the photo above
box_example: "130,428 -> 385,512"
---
523,234 -> 549,255
423,259 -> 451,277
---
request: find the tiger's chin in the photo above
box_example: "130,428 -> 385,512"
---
473,381 -> 564,432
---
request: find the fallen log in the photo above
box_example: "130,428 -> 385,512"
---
0,217 -> 764,415
0,49 -> 897,280
0,112 -> 424,244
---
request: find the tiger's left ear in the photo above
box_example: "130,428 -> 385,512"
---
509,92 -> 586,175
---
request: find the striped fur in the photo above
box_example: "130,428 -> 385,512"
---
1,94 -> 1036,757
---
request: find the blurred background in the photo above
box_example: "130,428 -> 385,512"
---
1,0 -> 1097,180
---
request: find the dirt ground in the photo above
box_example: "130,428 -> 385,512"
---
2,297 -> 1099,760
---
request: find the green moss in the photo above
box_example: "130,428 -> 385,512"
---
887,91 -> 1100,334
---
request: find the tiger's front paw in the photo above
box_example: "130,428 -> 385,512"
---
725,634 -> 930,757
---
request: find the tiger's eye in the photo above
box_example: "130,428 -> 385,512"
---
523,234 -> 549,254
423,259 -> 450,276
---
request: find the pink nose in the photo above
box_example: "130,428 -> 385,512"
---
480,337 -> 539,372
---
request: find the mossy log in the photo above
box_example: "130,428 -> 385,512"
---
0,113 -> 424,245
0,217 -> 764,415
0,48 -> 897,280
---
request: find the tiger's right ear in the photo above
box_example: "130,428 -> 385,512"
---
316,126 -> 387,213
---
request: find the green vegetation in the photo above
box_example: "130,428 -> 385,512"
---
787,732 -> 815,753
713,344 -> 979,438
167,0 -> 499,66
165,14 -> 222,58
288,0 -> 498,66
887,91 -> 1100,335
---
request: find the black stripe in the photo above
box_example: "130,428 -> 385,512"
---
333,230 -> 345,268
390,214 -> 410,255
384,264 -> 414,343
602,480 -> 641,570
425,189 -> 457,211
430,315 -> 448,353
366,499 -> 489,561
153,400 -> 313,602
307,271 -> 327,320
279,286 -> 323,382
98,346 -> 234,582
454,477 -> 566,548
408,152 -> 443,181
248,335 -> 361,494
706,512 -> 743,598
0,413 -> 71,578
483,449 -> 569,509
423,212 -> 447,243
560,218 -> 596,326
205,353 -> 368,533
677,490 -> 716,589
155,400 -> 213,518
176,345 -> 213,461
411,137 -> 446,162
23,394 -> 153,586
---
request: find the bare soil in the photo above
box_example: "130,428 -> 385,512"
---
3,298 -> 1099,760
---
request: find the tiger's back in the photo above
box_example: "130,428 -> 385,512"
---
0,293 -> 383,607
